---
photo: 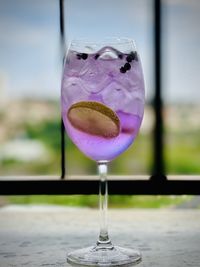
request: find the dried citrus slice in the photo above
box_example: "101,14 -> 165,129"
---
67,101 -> 120,138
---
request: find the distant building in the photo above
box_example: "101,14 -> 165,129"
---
0,72 -> 8,109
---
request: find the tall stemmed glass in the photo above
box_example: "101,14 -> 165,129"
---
61,38 -> 145,266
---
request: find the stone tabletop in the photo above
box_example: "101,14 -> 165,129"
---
0,205 -> 200,267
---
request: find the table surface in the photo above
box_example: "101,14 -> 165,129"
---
0,205 -> 200,267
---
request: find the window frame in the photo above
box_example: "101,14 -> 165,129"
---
1,0 -> 200,196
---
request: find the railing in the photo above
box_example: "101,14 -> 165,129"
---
0,175 -> 200,195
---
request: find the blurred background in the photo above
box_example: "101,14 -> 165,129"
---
0,0 -> 199,207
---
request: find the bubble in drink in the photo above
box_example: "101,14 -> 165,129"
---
61,46 -> 145,161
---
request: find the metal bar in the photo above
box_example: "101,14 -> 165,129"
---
61,120 -> 66,179
1,180 -> 200,195
59,0 -> 65,40
59,0 -> 66,179
152,0 -> 166,179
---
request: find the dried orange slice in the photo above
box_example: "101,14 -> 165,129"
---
67,101 -> 120,138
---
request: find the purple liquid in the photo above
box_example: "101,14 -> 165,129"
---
61,46 -> 145,161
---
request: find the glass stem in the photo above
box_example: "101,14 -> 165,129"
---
97,161 -> 112,247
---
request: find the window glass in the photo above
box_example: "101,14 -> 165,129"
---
163,0 -> 200,175
0,0 -> 61,176
0,0 -> 155,177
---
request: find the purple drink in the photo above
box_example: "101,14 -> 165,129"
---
61,44 -> 145,161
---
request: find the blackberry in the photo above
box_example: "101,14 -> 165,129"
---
134,52 -> 138,61
124,62 -> 131,71
126,55 -> 133,62
126,51 -> 136,62
81,53 -> 88,60
76,53 -> 88,60
76,53 -> 82,60
120,67 -> 126,73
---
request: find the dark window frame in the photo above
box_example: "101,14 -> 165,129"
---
0,0 -> 200,196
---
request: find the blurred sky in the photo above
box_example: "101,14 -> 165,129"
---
0,0 -> 199,103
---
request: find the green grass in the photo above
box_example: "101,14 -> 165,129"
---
7,195 -> 192,208
165,130 -> 200,174
25,119 -> 61,152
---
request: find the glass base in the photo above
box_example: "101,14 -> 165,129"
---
67,245 -> 142,267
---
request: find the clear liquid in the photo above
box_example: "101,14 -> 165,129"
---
61,46 -> 145,161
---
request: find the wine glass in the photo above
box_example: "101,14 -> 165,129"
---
61,38 -> 145,266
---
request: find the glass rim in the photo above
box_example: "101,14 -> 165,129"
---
69,37 -> 137,53
70,37 -> 135,45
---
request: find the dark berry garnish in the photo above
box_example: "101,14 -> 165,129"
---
124,62 -> 131,71
81,53 -> 88,60
134,52 -> 138,61
76,53 -> 82,60
126,55 -> 133,62
120,67 -> 126,73
76,53 -> 88,60
118,54 -> 123,59
94,54 -> 100,60
131,51 -> 138,61
126,51 -> 136,62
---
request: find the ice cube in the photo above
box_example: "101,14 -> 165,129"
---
65,55 -> 86,77
62,77 -> 88,106
98,46 -> 119,60
102,81 -> 129,110
102,81 -> 144,117
80,60 -> 109,93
